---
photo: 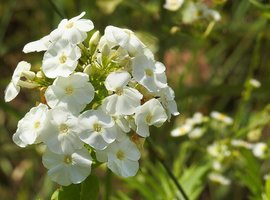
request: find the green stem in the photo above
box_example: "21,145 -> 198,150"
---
47,0 -> 66,19
147,139 -> 189,200
105,169 -> 112,200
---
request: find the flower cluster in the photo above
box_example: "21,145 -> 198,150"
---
163,0 -> 221,24
5,12 -> 179,186
171,110 -> 270,185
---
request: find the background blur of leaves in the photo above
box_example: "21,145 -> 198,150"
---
1,0 -> 270,199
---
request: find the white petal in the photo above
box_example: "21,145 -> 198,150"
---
105,71 -> 131,91
23,35 -> 50,53
4,82 -> 20,102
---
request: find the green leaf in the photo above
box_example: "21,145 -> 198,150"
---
51,175 -> 99,200
80,175 -> 99,200
58,184 -> 81,200
265,178 -> 270,199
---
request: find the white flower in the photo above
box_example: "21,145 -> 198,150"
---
157,86 -> 179,121
186,112 -> 205,126
100,26 -> 145,56
42,148 -> 92,186
210,111 -> 233,125
164,0 -> 184,11
4,61 -> 31,102
231,139 -> 253,149
252,143 -> 268,159
96,138 -> 141,177
182,2 -> 221,24
208,172 -> 231,185
45,72 -> 94,114
135,98 -> 167,137
42,39 -> 81,78
12,104 -> 48,147
212,161 -> 222,171
188,127 -> 205,139
132,55 -> 167,92
171,123 -> 192,137
102,71 -> 143,115
207,142 -> 231,159
78,109 -> 117,150
42,107 -> 83,154
49,12 -> 94,44
205,9 -> 221,22
249,78 -> 261,88
23,35 -> 51,53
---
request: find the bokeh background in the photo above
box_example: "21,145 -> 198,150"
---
1,0 -> 270,199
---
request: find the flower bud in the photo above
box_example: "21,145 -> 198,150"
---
17,80 -> 39,88
22,71 -> 36,80
83,64 -> 92,75
89,31 -> 100,47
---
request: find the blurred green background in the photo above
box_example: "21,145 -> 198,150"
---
1,0 -> 270,199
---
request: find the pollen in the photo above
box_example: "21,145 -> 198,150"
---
93,123 -> 102,132
65,22 -> 74,29
145,69 -> 153,77
59,123 -> 69,134
59,55 -> 67,64
115,88 -> 123,96
65,86 -> 74,95
146,113 -> 152,124
64,155 -> 72,164
116,150 -> 125,160
34,121 -> 40,129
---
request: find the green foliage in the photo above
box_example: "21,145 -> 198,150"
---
51,175 -> 99,200
1,0 -> 270,199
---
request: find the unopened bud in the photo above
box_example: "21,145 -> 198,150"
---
89,31 -> 100,47
17,80 -> 39,88
22,71 -> 35,80
36,71 -> 44,78
83,64 -> 92,75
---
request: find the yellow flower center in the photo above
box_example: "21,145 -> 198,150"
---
64,155 -> 72,164
93,123 -> 102,132
59,55 -> 67,64
59,123 -> 69,134
116,150 -> 125,160
115,88 -> 123,96
65,22 -> 74,29
65,86 -> 74,95
34,121 -> 40,129
146,113 -> 152,124
145,69 -> 153,77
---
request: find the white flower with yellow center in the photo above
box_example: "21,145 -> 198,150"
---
157,86 -> 179,121
12,104 -> 48,147
42,148 -> 92,186
42,39 -> 81,78
132,55 -> 167,92
96,138 -> 141,177
45,72 -> 95,114
102,71 -> 143,115
49,12 -> 94,44
135,98 -> 167,137
78,109 -> 117,150
210,111 -> 233,125
100,25 -> 145,56
163,0 -> 184,11
171,123 -> 192,137
42,107 -> 83,154
4,61 -> 31,102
